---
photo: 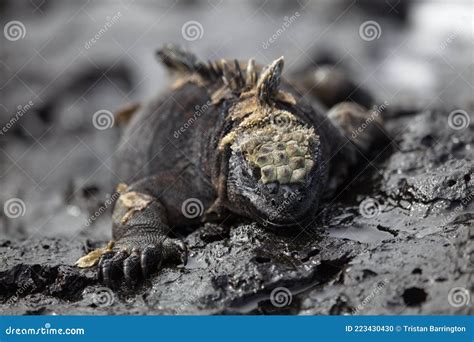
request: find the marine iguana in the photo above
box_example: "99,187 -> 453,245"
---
76,44 -> 384,286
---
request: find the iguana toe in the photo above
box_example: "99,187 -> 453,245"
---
123,248 -> 141,285
93,235 -> 186,287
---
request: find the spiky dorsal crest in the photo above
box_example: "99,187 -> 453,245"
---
157,44 -> 284,96
256,57 -> 284,105
156,45 -> 295,130
245,59 -> 257,87
156,44 -> 203,74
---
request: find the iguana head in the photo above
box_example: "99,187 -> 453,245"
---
221,57 -> 324,228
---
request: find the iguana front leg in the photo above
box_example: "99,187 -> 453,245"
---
76,177 -> 187,286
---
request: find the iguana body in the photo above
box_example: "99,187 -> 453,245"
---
76,45 -> 383,286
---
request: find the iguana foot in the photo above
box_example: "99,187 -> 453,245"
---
96,235 -> 186,287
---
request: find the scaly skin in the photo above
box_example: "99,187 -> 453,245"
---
76,45 -> 385,287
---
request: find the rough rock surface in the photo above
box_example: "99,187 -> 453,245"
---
0,0 -> 472,315
1,105 -> 472,315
